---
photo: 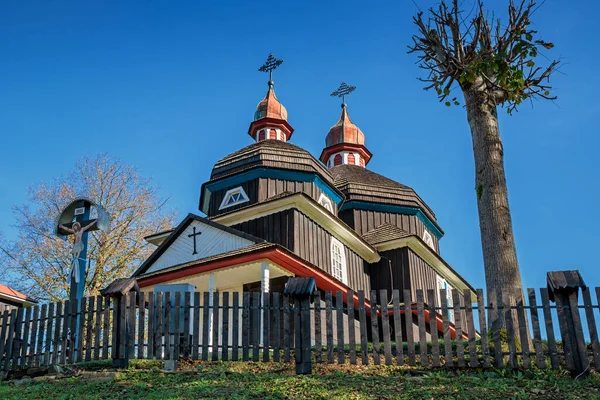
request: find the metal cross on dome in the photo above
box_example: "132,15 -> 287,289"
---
331,81 -> 356,105
258,53 -> 284,84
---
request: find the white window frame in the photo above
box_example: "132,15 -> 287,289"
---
219,187 -> 250,210
423,230 -> 434,249
330,237 -> 347,284
436,276 -> 455,323
318,193 -> 333,213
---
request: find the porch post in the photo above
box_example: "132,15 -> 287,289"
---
208,273 -> 216,352
260,262 -> 270,344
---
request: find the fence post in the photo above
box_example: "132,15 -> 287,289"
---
284,277 -> 315,375
546,271 -> 588,377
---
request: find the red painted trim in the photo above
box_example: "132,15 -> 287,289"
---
248,118 -> 294,140
319,143 -> 372,165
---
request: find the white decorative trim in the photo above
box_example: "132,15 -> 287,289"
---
212,193 -> 381,263
318,193 -> 333,213
219,187 -> 250,210
423,230 -> 434,249
330,237 -> 347,284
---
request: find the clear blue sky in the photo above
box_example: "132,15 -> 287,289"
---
1,0 -> 598,291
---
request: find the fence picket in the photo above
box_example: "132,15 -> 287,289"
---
139,292 -> 146,359
370,290 -> 381,365
314,292 -> 322,363
148,293 -> 155,360
37,304 -> 47,367
582,287 -> 600,370
94,297 -> 102,360
0,310 -> 9,368
174,292 -> 181,360
490,290 -> 504,368
416,290 -> 427,367
192,292 -> 200,360
358,290 -> 368,365
464,290 -> 477,368
76,298 -> 86,363
128,292 -> 137,361
540,288 -> 559,370
85,300 -> 94,362
11,308 -> 23,369
527,289 -> 545,369
252,292 -> 260,362
404,290 -> 416,366
440,289 -> 452,367
232,292 -> 239,361
155,293 -> 164,360
336,291 -> 345,364
243,292 -> 250,362
3,310 -> 16,372
222,292 -> 229,362
102,297 -> 110,360
325,291 -> 334,364
272,292 -> 280,363
202,292 -> 209,361
452,289 -> 464,367
61,302 -> 69,364
427,289 -> 440,367
515,292 -> 531,369
164,292 -> 171,360
20,307 -> 32,369
476,289 -> 490,368
54,302 -> 63,365
347,290 -> 356,365
379,290 -> 392,366
262,292 -> 269,362
211,292 -> 219,361
392,290 -> 404,366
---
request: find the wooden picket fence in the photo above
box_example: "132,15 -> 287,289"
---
1,287 -> 600,375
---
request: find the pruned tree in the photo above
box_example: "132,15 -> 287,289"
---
0,155 -> 176,302
409,1 -> 559,305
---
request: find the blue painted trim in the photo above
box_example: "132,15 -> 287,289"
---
339,201 -> 443,239
205,168 -> 343,204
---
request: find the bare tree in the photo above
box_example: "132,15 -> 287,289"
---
409,1 -> 559,305
0,155 -> 176,302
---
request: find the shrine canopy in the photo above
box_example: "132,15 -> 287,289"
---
54,197 -> 110,239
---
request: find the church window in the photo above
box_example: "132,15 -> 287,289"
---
330,238 -> 347,284
436,277 -> 455,323
347,153 -> 355,165
219,187 -> 250,210
269,129 -> 277,140
318,193 -> 333,213
258,130 -> 266,141
423,230 -> 434,249
333,154 -> 342,166
359,157 -> 365,167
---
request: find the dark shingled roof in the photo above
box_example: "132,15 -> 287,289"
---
361,223 -> 412,245
547,270 -> 586,301
210,140 -> 334,185
330,164 -> 437,222
284,277 -> 317,296
100,278 -> 140,298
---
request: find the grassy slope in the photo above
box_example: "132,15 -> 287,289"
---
1,360 -> 599,400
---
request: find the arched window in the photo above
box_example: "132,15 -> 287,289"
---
318,193 -> 333,213
258,130 -> 266,141
333,154 -> 342,166
359,156 -> 365,167
347,153 -> 355,165
269,129 -> 277,140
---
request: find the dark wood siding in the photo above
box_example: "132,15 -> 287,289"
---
231,209 -> 370,294
368,248 -> 410,303
343,209 -> 439,253
208,179 -> 260,217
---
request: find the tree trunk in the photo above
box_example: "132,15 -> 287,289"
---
464,80 -> 525,333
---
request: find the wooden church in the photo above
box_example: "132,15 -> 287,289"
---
132,56 -> 475,338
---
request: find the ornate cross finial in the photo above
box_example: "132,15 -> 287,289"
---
330,81 -> 356,106
258,53 -> 284,86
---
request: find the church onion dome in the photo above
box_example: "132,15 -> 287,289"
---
248,54 -> 294,143
325,104 -> 365,147
329,164 -> 439,228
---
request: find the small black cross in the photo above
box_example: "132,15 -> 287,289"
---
188,226 -> 202,255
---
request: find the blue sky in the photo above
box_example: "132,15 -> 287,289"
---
0,0 -> 598,291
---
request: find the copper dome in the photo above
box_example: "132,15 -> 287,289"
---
325,105 -> 365,147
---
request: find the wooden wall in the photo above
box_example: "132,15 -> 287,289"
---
231,209 -> 371,295
368,248 -> 410,303
207,177 -> 337,217
338,208 -> 439,253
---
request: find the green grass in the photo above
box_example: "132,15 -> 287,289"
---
1,360 -> 598,399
